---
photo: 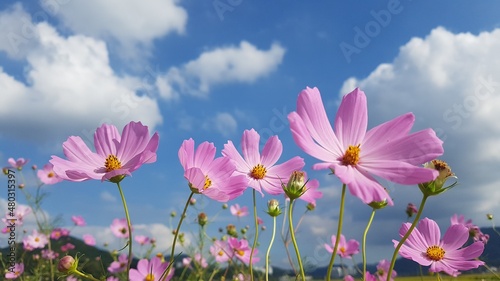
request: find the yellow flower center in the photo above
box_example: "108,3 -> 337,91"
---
426,245 -> 445,261
204,175 -> 212,189
236,250 -> 245,256
105,155 -> 122,172
120,228 -> 127,234
250,164 -> 267,180
218,250 -> 224,256
145,273 -> 155,281
35,237 -> 40,242
342,144 -> 361,166
339,247 -> 346,254
48,172 -> 54,178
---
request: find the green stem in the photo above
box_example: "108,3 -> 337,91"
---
116,182 -> 133,281
288,199 -> 306,280
362,208 -> 376,280
249,189 -> 259,280
161,192 -> 194,281
266,216 -> 277,281
73,270 -> 102,281
482,262 -> 500,280
386,195 -> 428,281
326,184 -> 347,281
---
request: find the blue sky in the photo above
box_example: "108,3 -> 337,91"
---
1,0 -> 500,272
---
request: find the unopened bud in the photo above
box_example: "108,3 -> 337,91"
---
306,202 -> 316,211
198,212 -> 208,227
487,214 -> 494,220
57,255 -> 77,273
283,171 -> 307,200
189,198 -> 197,205
266,199 -> 281,217
418,160 -> 457,196
222,203 -> 228,209
226,224 -> 238,238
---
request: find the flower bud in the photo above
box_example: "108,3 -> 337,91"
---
170,211 -> 177,218
266,199 -> 281,217
487,214 -> 494,220
406,203 -> 418,218
57,255 -> 77,273
189,198 -> 197,205
222,203 -> 228,209
283,171 -> 307,200
306,202 -> 316,211
198,212 -> 208,227
368,200 -> 388,210
32,165 -> 38,170
418,160 -> 457,196
2,167 -> 8,175
241,228 -> 247,234
18,183 -> 25,189
226,224 -> 238,238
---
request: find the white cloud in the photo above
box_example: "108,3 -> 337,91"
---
48,0 -> 187,45
202,112 -> 238,137
100,191 -> 117,203
0,20 -> 162,144
338,26 -> 500,225
0,3 -> 39,59
157,41 -> 286,99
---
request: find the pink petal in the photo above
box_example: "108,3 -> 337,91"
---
136,259 -> 150,275
446,242 -> 484,260
362,113 -> 415,155
333,165 -> 393,205
417,218 -> 441,246
179,139 -> 195,169
222,141 -> 252,173
441,224 -> 469,251
400,224 -> 428,252
295,87 -> 343,154
194,141 -> 216,170
334,88 -> 367,148
241,129 -> 261,165
185,168 -> 205,192
260,135 -> 282,167
442,259 -> 484,271
61,136 -> 104,166
117,121 -> 156,163
94,124 -> 120,157
266,156 -> 305,181
360,160 -> 439,185
364,129 -> 443,166
289,111 -> 341,164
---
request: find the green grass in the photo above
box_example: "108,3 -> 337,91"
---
311,274 -> 500,281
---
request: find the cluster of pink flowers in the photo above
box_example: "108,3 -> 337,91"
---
209,237 -> 259,265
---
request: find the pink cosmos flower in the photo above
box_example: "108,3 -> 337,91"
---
288,87 -> 444,205
394,217 -> 485,276
324,234 -> 359,259
222,129 -> 305,195
183,253 -> 208,269
50,121 -> 159,182
230,204 -> 249,217
8,157 -> 29,170
179,139 -> 248,202
135,235 -> 150,245
5,263 -> 24,279
129,257 -> 173,281
297,177 -> 323,205
71,215 -> 86,226
210,240 -> 233,263
37,163 -> 63,185
106,277 -> 119,281
450,214 -> 488,244
51,228 -> 70,240
23,230 -> 49,250
110,218 -> 130,238
60,243 -> 75,252
376,259 -> 396,281
228,237 -> 259,264
2,205 -> 31,232
42,249 -> 59,260
108,254 -> 128,273
406,203 -> 418,218
83,234 -> 96,246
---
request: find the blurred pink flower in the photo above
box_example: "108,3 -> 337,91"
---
23,230 -> 48,250
288,87 -> 444,205
108,254 -> 128,273
134,235 -> 150,245
406,203 -> 418,218
179,139 -> 248,202
394,217 -> 485,276
50,121 -> 159,182
83,234 -> 96,246
228,237 -> 259,265
110,218 -> 130,238
376,259 -> 396,281
51,228 -> 70,240
71,215 -> 86,226
42,249 -> 59,260
222,129 -> 305,195
60,243 -> 75,252
230,204 -> 249,217
324,234 -> 359,259
8,157 -> 29,170
37,163 -> 63,185
183,253 -> 208,269
210,240 -> 232,263
5,263 -> 24,279
129,257 -> 173,281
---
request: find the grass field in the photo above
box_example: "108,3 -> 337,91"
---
313,274 -> 500,281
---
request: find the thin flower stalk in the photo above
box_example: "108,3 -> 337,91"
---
116,182 -> 133,280
266,215 -> 277,281
386,194 -> 428,281
326,183 -> 347,281
362,208 -> 376,280
249,189 -> 259,280
161,191 -> 194,281
288,198 -> 306,280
